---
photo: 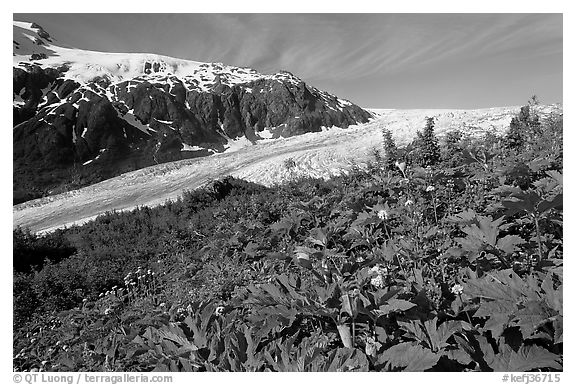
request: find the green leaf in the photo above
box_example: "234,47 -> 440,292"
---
243,241 -> 259,257
377,299 -> 416,316
340,293 -> 359,318
546,170 -> 563,186
512,300 -> 555,339
553,316 -> 563,344
490,343 -> 562,371
157,325 -> 199,352
378,342 -> 440,371
496,235 -> 525,254
483,314 -> 510,340
397,319 -> 429,345
538,193 -> 563,214
308,227 -> 327,247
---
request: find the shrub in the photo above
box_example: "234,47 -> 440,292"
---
382,128 -> 399,170
414,117 -> 440,167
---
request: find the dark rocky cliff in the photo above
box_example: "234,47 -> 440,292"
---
14,60 -> 372,204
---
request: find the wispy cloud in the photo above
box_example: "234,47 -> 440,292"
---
190,14 -> 561,82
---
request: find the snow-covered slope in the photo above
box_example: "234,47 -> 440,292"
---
13,21 -> 353,100
13,104 -> 561,234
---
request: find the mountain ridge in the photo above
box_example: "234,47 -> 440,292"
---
13,21 -> 372,204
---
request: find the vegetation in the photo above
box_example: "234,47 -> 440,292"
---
13,103 -> 563,372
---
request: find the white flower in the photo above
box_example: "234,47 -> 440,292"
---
451,284 -> 464,295
426,186 -> 435,192
405,199 -> 414,206
356,256 -> 365,263
377,209 -> 388,220
41,360 -> 48,366
82,298 -> 88,303
395,161 -> 406,173
369,265 -> 388,275
369,265 -> 388,288
370,275 -> 385,289
215,306 -> 225,316
104,308 -> 113,315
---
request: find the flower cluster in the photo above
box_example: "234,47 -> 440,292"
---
377,209 -> 389,220
450,284 -> 464,295
369,265 -> 388,289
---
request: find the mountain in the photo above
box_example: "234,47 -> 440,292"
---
13,21 -> 372,204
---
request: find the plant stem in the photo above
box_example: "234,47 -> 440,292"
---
432,193 -> 439,225
459,294 -> 473,325
532,213 -> 544,265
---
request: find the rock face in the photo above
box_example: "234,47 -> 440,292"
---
13,21 -> 372,204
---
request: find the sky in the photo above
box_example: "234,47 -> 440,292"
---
12,13 -> 563,109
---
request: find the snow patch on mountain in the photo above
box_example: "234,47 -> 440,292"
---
13,21 -> 328,96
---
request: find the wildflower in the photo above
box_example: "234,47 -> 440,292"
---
370,275 -> 385,289
426,185 -> 435,192
369,265 -> 388,275
404,199 -> 414,206
157,259 -> 162,264
356,256 -> 365,263
82,298 -> 88,303
41,360 -> 48,366
160,303 -> 166,307
104,308 -> 113,315
369,265 -> 388,288
451,284 -> 464,296
395,161 -> 406,173
377,209 -> 389,220
215,306 -> 225,316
